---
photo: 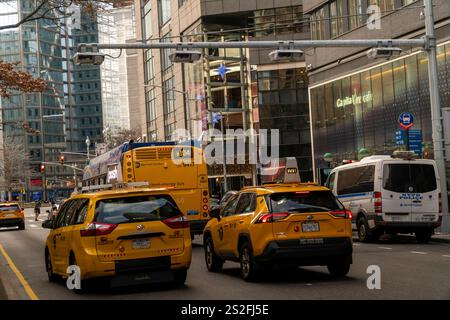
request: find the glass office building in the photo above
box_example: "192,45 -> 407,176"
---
309,41 -> 450,177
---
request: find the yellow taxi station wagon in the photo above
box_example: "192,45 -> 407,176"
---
42,187 -> 192,291
0,203 -> 25,230
203,183 -> 353,281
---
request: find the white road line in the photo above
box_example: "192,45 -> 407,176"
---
410,251 -> 428,255
442,255 -> 450,258
378,247 -> 392,250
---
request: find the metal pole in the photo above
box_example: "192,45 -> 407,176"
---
220,111 -> 228,193
424,0 -> 449,231
81,39 -> 426,50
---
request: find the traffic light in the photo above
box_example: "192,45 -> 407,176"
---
59,155 -> 65,165
40,164 -> 45,173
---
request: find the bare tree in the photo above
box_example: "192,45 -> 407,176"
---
0,0 -> 130,97
0,135 -> 35,201
104,127 -> 142,150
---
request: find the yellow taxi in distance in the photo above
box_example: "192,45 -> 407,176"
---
42,187 -> 192,291
203,183 -> 353,281
0,203 -> 25,230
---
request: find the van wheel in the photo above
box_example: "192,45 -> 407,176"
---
327,262 -> 351,278
357,217 -> 373,243
204,237 -> 223,272
415,230 -> 432,243
239,242 -> 260,282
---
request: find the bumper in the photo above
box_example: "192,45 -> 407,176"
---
255,237 -> 353,267
189,219 -> 208,234
373,215 -> 442,232
0,218 -> 23,227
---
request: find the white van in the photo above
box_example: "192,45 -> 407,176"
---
325,152 -> 442,243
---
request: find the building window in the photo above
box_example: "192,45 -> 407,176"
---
163,77 -> 175,115
310,7 -> 325,40
348,0 -> 363,30
368,0 -> 395,11
178,0 -> 188,7
161,32 -> 172,71
142,0 -> 152,40
158,0 -> 171,26
330,0 -> 344,38
402,0 -> 417,5
253,6 -> 307,37
165,122 -> 176,141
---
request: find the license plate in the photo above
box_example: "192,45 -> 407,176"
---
132,239 -> 150,249
302,221 -> 319,232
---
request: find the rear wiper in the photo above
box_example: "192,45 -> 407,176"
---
288,207 -> 328,213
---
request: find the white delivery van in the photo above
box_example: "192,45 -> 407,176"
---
325,151 -> 442,243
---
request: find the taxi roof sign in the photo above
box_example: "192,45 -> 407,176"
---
261,157 -> 301,184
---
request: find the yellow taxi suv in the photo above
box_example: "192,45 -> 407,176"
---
42,187 -> 192,291
203,184 -> 353,281
0,203 -> 25,230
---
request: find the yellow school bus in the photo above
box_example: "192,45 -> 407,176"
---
82,140 -> 210,237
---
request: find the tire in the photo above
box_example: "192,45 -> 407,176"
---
239,242 -> 260,282
18,221 -> 25,230
69,254 -> 87,294
357,217 -> 373,243
327,262 -> 351,278
204,237 -> 223,272
45,249 -> 60,283
173,268 -> 188,286
415,229 -> 432,244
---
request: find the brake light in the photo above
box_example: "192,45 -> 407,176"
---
373,191 -> 382,214
256,212 -> 290,223
163,215 -> 189,229
80,223 -> 117,237
331,210 -> 352,219
439,192 -> 442,213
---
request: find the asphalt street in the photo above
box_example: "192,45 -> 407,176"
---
0,208 -> 449,300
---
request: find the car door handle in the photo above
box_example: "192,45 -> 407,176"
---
239,220 -> 244,224
223,224 -> 230,228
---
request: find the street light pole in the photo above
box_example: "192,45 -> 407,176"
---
424,0 -> 449,230
85,136 -> 91,160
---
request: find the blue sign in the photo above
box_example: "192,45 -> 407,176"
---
395,130 -> 422,155
217,63 -> 230,79
398,112 -> 415,129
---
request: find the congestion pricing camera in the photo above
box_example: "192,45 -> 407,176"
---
366,47 -> 403,59
74,52 -> 106,65
268,49 -> 304,62
169,50 -> 202,63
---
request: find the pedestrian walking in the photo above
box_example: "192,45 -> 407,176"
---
34,200 -> 41,221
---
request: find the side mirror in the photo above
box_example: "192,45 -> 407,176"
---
42,220 -> 54,229
209,208 -> 221,221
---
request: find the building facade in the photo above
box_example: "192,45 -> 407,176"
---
304,0 -> 450,230
0,1 -> 104,200
135,0 -> 312,192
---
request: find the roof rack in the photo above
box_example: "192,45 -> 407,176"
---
81,181 -> 150,193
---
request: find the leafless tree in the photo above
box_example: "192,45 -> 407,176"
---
104,126 -> 142,150
0,135 -> 35,201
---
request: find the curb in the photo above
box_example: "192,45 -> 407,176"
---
397,234 -> 450,244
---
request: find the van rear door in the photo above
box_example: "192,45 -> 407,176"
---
408,163 -> 439,222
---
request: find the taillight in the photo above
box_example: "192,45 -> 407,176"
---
256,212 -> 290,223
438,192 -> 442,213
331,210 -> 352,219
80,222 -> 117,237
163,215 -> 189,229
373,191 -> 382,214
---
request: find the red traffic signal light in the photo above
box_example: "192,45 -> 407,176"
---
59,155 -> 65,165
40,164 -> 45,173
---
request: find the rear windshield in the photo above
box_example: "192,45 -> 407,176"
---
0,205 -> 20,212
95,195 -> 182,224
383,163 -> 437,193
268,191 -> 343,213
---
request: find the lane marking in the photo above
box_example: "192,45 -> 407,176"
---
410,251 -> 427,255
442,255 -> 450,258
378,247 -> 392,250
0,244 -> 39,300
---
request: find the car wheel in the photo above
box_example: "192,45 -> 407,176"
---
69,254 -> 87,294
415,230 -> 432,244
239,242 -> 259,282
357,217 -> 373,243
18,221 -> 25,230
204,237 -> 223,272
45,250 -> 59,283
173,268 -> 187,286
327,262 -> 351,278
